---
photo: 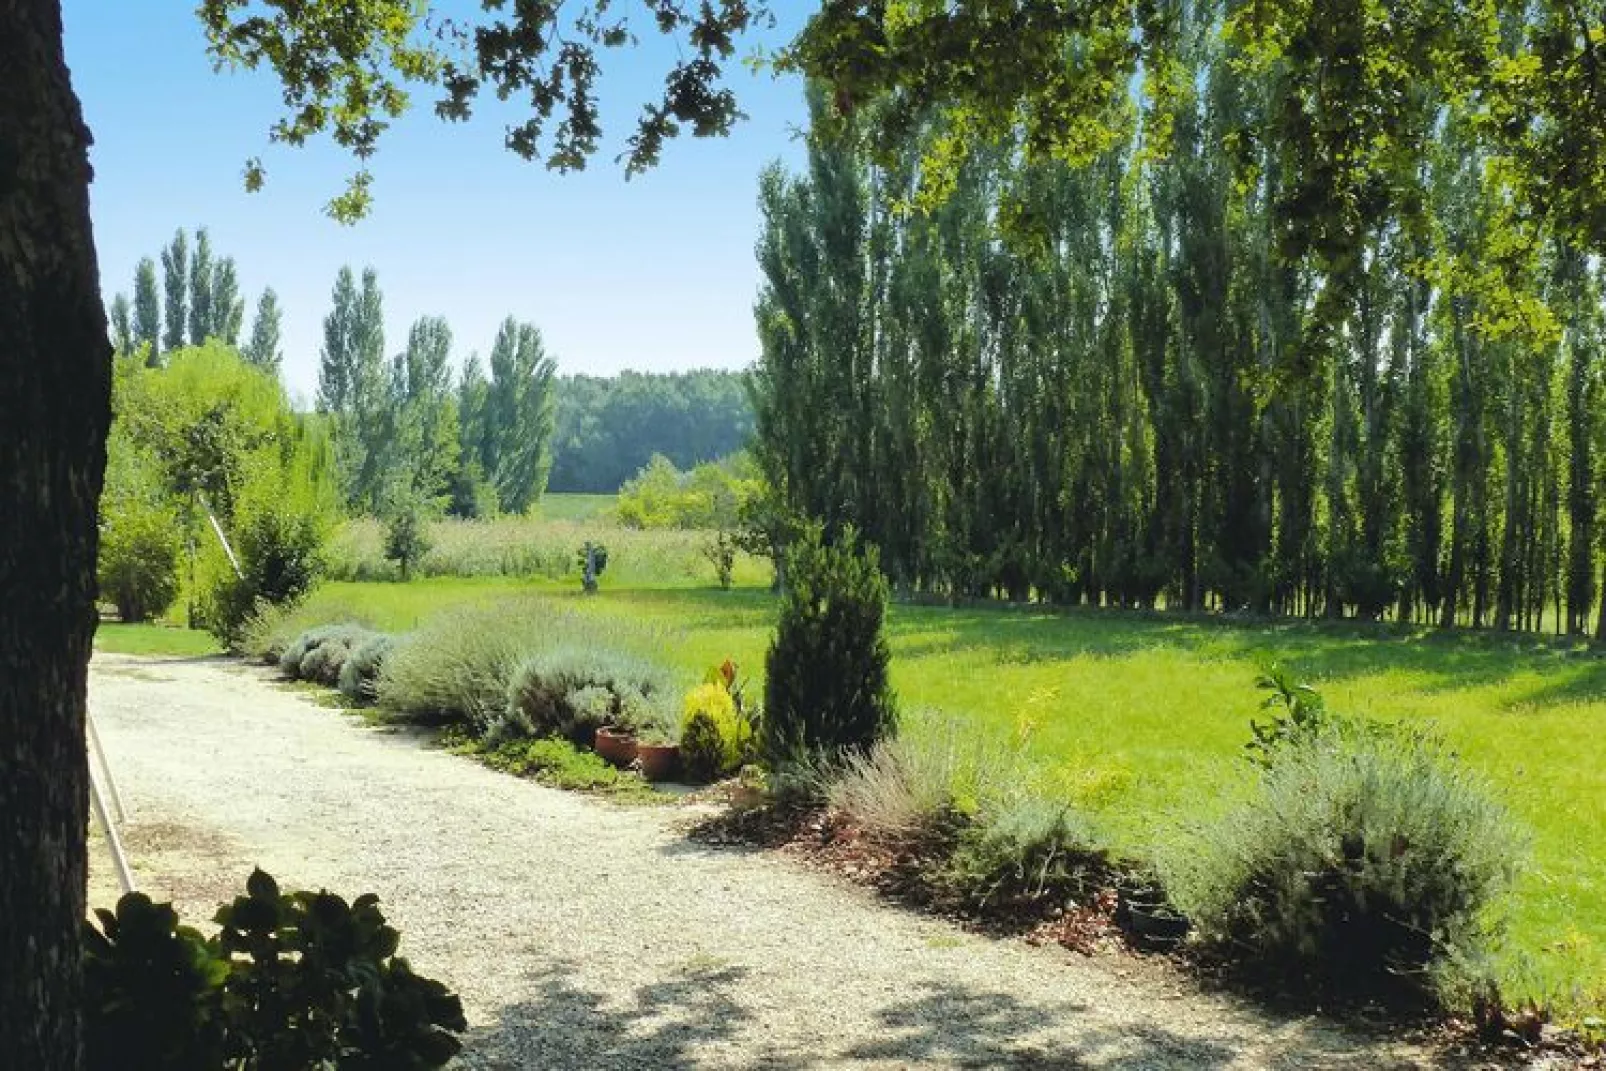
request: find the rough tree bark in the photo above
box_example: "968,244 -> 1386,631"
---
0,1 -> 111,1067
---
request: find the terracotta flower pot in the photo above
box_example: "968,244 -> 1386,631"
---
633,742 -> 680,782
594,727 -> 638,768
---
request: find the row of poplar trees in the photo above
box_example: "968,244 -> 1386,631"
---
314,266 -> 557,518
753,54 -> 1606,635
106,227 -> 283,374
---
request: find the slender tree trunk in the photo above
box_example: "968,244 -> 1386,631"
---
1494,362 -> 1522,631
0,2 -> 109,1066
1596,557 -> 1606,641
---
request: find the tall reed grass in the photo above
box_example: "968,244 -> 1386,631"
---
326,516 -> 770,587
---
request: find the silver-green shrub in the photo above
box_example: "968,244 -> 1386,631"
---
1163,726 -> 1524,1006
280,624 -> 376,687
241,599 -> 372,665
338,634 -> 394,704
375,596 -> 676,733
503,648 -> 675,742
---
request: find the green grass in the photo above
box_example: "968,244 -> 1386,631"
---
452,734 -> 664,803
536,493 -> 617,522
95,621 -> 221,657
280,576 -> 1606,1009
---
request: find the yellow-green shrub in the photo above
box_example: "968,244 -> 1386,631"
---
678,682 -> 751,782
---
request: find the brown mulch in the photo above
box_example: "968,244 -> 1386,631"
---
688,801 -> 1131,958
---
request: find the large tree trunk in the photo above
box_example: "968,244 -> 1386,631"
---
0,1 -> 111,1067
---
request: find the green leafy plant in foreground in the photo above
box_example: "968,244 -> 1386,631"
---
83,869 -> 465,1070
1246,664 -> 1331,767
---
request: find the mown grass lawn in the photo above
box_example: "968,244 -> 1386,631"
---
95,621 -> 221,658
99,575 -> 1606,1008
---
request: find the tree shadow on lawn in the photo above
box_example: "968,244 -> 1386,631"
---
884,600 -> 1606,701
615,587 -> 1606,711
460,960 -> 1277,1069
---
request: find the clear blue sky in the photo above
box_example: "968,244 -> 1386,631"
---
62,3 -> 809,403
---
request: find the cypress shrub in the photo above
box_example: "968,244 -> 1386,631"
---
762,523 -> 895,763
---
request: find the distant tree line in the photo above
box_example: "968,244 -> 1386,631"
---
107,226 -> 283,375
113,239 -> 749,510
312,266 -> 558,521
754,79 -> 1606,636
549,370 -> 754,493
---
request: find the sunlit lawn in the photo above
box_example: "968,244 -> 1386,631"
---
99,574 -> 1606,1007
94,621 -> 221,658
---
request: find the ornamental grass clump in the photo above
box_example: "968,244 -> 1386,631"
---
825,727 -> 993,846
1165,722 -> 1524,1008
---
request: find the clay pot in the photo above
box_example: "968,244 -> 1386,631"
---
594,727 -> 638,768
633,742 -> 680,782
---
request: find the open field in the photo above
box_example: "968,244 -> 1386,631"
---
534,492 -> 617,522
99,571 -> 1606,1009
324,514 -> 769,587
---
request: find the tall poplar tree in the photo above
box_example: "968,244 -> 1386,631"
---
160,228 -> 188,353
211,256 -> 245,344
106,293 -> 132,355
188,226 -> 214,345
486,317 -> 557,513
132,256 -> 161,360
317,266 -> 359,414
384,315 -> 460,506
243,287 -> 283,375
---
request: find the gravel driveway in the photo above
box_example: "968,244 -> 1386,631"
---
88,653 -> 1448,1069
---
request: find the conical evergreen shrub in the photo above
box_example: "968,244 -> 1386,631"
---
762,523 -> 895,762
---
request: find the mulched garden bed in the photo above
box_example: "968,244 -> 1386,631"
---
685,796 -> 1596,1069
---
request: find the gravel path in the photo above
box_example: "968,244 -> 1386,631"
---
88,653 -> 1447,1070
